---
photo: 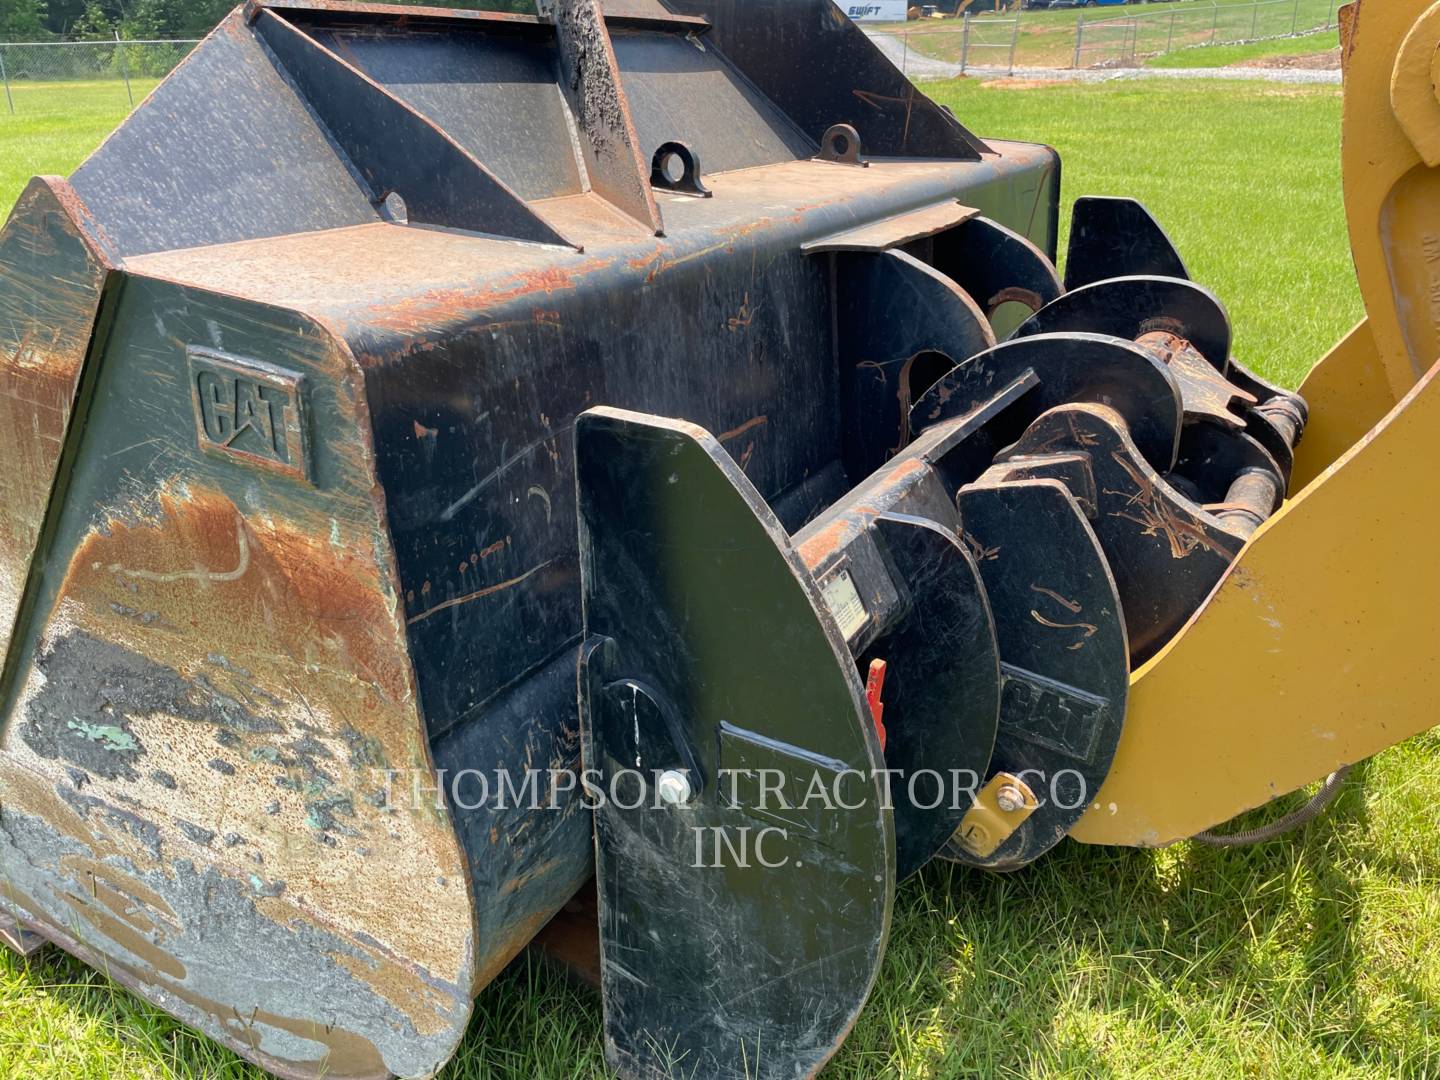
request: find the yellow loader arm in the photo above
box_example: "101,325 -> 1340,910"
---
1074,0 -> 1440,846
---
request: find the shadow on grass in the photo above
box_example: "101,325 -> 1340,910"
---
821,756 -> 1440,1078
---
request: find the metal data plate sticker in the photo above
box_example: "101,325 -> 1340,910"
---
822,568 -> 868,640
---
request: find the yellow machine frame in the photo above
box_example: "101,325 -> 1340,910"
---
1073,0 -> 1440,847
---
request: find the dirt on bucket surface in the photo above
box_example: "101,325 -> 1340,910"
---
1231,47 -> 1342,70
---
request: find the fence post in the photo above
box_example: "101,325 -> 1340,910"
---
0,48 -> 12,116
1073,11 -> 1084,69
1249,0 -> 1259,40
1290,0 -> 1300,36
114,32 -> 134,107
1211,1 -> 1219,44
961,12 -> 972,74
1327,0 -> 1336,27
1008,13 -> 1020,74
1165,10 -> 1176,53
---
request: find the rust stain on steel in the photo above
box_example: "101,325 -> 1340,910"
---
1135,330 -> 1256,429
123,225 -> 620,356
0,482 -> 478,1078
961,530 -> 1001,563
406,559 -> 556,625
883,456 -> 930,486
1029,608 -> 1099,650
1105,450 -> 1237,561
626,218 -> 780,284
795,457 -> 929,569
985,286 -> 1045,316
629,235 -> 737,284
890,352 -> 944,455
1029,583 -> 1082,613
717,414 -> 767,443
0,178 -> 111,665
726,292 -> 755,332
795,517 -> 854,569
365,257 -> 618,338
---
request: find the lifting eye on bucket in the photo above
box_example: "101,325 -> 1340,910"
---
815,123 -> 867,166
649,141 -> 712,197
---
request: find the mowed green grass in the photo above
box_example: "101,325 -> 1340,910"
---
3,79 -> 1432,1080
938,77 -> 1359,386
0,79 -> 160,216
1145,29 -> 1338,67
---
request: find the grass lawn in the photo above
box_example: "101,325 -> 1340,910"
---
1145,28 -> 1338,67
946,76 -> 1358,385
3,78 -> 1431,1080
878,0 -> 1342,69
0,79 -> 159,217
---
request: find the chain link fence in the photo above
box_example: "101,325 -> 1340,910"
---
1075,0 -> 1341,68
881,0 -> 1341,73
0,39 -> 200,114
957,15 -> 1020,74
895,13 -> 1021,74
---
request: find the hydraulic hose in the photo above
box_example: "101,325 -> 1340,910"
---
1192,766 -> 1353,847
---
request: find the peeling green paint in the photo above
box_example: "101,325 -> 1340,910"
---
66,717 -> 139,752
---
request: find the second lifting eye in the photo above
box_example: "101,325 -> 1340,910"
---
650,142 -> 711,198
816,123 -> 867,167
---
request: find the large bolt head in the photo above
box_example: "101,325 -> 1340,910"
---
996,784 -> 1026,813
656,769 -> 694,807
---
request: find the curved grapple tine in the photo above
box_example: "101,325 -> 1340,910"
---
932,215 -> 1064,335
577,407 -> 894,1080
909,332 -> 1184,472
834,248 -> 996,480
1064,196 -> 1190,291
1012,275 -> 1233,371
942,479 -> 1129,871
861,514 -> 1002,878
990,404 -> 1254,665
